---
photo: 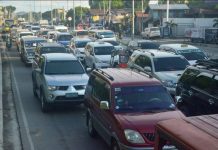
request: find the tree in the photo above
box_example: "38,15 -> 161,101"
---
213,18 -> 218,27
5,5 -> 16,18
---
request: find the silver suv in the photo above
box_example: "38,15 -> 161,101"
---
84,41 -> 114,69
128,49 -> 190,95
32,53 -> 89,112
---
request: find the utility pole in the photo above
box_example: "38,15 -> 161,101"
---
108,0 -> 111,24
132,0 -> 135,40
166,0 -> 169,22
51,0 -> 53,26
80,0 -> 82,23
40,0 -> 42,20
141,0 -> 144,32
103,0 -> 105,26
73,0 -> 75,30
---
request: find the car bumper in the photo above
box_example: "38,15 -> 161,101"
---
120,143 -> 176,150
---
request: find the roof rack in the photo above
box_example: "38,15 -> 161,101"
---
130,68 -> 153,78
195,59 -> 218,68
95,69 -> 114,81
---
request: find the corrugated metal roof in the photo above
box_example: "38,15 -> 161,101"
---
149,4 -> 189,10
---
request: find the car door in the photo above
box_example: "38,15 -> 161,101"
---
190,72 -> 214,115
91,77 -> 112,144
35,57 -> 45,90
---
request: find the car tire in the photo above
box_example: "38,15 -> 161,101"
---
40,90 -> 49,113
32,82 -> 37,98
111,140 -> 120,150
87,115 -> 97,137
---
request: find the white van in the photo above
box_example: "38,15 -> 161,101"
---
54,25 -> 68,32
141,27 -> 160,39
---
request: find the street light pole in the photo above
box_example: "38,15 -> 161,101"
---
141,0 -> 143,33
51,0 -> 53,26
108,0 -> 111,24
166,0 -> 169,22
132,0 -> 135,40
73,0 -> 75,30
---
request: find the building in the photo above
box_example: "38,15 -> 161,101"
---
148,4 -> 189,26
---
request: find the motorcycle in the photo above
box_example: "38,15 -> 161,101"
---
6,35 -> 12,49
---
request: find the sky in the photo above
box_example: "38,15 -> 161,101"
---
0,0 -> 90,13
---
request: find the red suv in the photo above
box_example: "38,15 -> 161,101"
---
84,68 -> 184,150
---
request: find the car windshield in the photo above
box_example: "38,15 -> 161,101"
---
75,41 -> 90,48
26,48 -> 34,52
58,35 -> 72,41
177,49 -> 206,60
25,40 -> 46,47
76,31 -> 88,36
105,41 -> 119,46
94,46 -> 114,55
20,33 -> 33,37
154,57 -> 189,72
41,31 -> 49,35
98,32 -> 115,38
32,27 -> 40,30
139,42 -> 160,49
150,28 -> 159,31
40,47 -> 67,54
114,85 -> 175,113
45,60 -> 84,75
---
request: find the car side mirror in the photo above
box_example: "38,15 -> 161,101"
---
144,66 -> 151,72
100,101 -> 109,110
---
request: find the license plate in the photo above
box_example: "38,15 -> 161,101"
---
65,93 -> 78,98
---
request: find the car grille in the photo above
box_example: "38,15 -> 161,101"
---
143,133 -> 155,142
58,86 -> 68,91
55,95 -> 84,101
74,85 -> 85,90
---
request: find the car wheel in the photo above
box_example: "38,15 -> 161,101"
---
87,115 -> 97,137
40,91 -> 49,113
111,140 -> 120,150
32,82 -> 37,98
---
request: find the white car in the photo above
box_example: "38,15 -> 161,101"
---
84,41 -> 114,69
128,49 -> 190,95
90,30 -> 117,41
141,27 -> 160,39
159,44 -> 208,65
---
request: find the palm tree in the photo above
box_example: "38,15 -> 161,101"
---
5,6 -> 16,18
213,18 -> 218,27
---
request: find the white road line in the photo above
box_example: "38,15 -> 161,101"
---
9,55 -> 35,150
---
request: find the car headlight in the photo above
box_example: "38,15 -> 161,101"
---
48,85 -> 58,91
162,80 -> 175,88
124,129 -> 145,144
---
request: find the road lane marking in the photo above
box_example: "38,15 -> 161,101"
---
9,53 -> 35,150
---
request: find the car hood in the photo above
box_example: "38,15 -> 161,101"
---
188,60 -> 197,65
77,48 -> 85,53
95,55 -> 111,63
155,71 -> 183,83
115,110 -> 184,132
44,74 -> 89,86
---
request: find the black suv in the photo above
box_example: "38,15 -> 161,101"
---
176,59 -> 218,116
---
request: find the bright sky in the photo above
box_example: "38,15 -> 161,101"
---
0,0 -> 90,12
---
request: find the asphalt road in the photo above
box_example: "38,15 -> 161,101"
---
5,44 -> 110,150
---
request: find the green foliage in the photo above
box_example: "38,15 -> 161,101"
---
213,18 -> 218,27
5,5 -> 16,18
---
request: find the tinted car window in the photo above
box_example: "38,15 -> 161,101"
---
177,49 -> 206,60
20,33 -> 33,37
179,68 -> 200,85
45,60 -> 84,74
211,76 -> 218,96
193,73 -> 213,91
105,41 -> 119,46
135,55 -> 151,68
92,77 -> 110,101
40,47 -> 67,54
58,35 -> 72,41
114,85 -> 175,113
75,41 -> 90,48
94,46 -> 113,55
139,42 -> 160,49
154,57 -> 189,72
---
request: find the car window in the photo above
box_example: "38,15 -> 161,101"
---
94,46 -> 113,55
139,42 -> 160,49
179,68 -> 200,85
192,73 -> 213,92
45,60 -> 84,75
135,55 -> 152,68
177,49 -> 207,60
40,47 -> 67,54
57,35 -> 72,41
92,77 -> 110,102
75,41 -> 90,48
153,57 -> 189,72
114,85 -> 175,113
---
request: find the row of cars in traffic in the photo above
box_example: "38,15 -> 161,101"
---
10,23 -> 218,150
